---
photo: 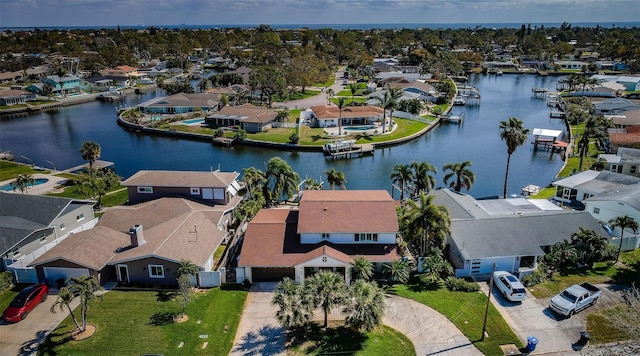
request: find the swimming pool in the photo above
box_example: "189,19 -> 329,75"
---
0,178 -> 49,191
182,118 -> 205,125
344,125 -> 375,131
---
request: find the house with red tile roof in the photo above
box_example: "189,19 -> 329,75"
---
237,190 -> 400,283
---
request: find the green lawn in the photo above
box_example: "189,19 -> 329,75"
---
0,285 -> 21,309
391,281 -> 522,355
530,186 -> 556,199
47,184 -> 128,208
273,90 -> 320,102
289,322 -> 415,355
295,119 -> 428,147
529,249 -> 640,299
0,160 -> 50,181
248,127 -> 297,143
38,289 -> 247,356
586,306 -> 632,344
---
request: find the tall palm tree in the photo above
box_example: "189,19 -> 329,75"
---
349,84 -> 360,107
400,192 -> 451,256
343,280 -> 385,331
390,164 -> 413,201
576,115 -> 609,171
386,86 -> 403,128
305,271 -> 346,328
499,117 -> 530,198
374,90 -> 392,134
411,161 -> 437,196
11,174 -> 35,194
337,97 -> 347,136
272,278 -> 313,329
79,141 -> 101,170
324,167 -> 347,190
442,161 -> 475,192
265,156 -> 300,204
326,88 -> 335,105
50,287 -> 81,331
242,167 -> 266,200
350,255 -> 373,281
609,215 -> 639,264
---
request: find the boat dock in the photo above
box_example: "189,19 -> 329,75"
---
440,112 -> 465,124
323,144 -> 374,159
532,88 -> 549,98
549,111 -> 566,119
531,128 -> 568,159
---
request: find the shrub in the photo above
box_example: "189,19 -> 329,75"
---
444,277 -> 480,292
521,269 -> 548,287
0,271 -> 13,292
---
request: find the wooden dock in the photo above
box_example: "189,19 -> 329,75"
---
324,144 -> 374,159
549,111 -> 566,119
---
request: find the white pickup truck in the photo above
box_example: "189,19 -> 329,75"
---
550,283 -> 602,317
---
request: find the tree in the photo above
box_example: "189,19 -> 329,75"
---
571,227 -> 611,268
73,168 -> 121,208
176,259 -> 200,281
499,117 -> 530,198
442,161 -> 475,192
343,280 -> 385,331
384,259 -> 410,284
265,156 -> 300,204
11,174 -> 35,194
177,274 -> 194,319
576,115 -> 609,171
400,191 -> 451,256
233,128 -> 247,142
337,97 -> 347,136
420,247 -> 453,282
242,166 -> 266,200
348,84 -> 361,106
547,239 -> 577,272
324,167 -> 347,190
67,275 -> 103,333
303,178 -> 322,190
305,271 -> 346,328
50,287 -> 81,332
411,161 -> 437,196
375,86 -> 401,134
386,86 -> 403,128
390,164 -> 413,201
80,141 -> 101,170
272,278 -> 314,330
608,215 -> 639,264
350,255 -> 373,281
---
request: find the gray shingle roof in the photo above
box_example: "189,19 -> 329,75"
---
584,185 -> 640,212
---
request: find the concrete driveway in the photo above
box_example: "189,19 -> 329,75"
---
483,282 -> 625,355
276,66 -> 348,110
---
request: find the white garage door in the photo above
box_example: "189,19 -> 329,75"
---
43,267 -> 90,284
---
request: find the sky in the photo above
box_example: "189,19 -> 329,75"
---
0,0 -> 638,28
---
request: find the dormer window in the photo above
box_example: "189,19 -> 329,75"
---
355,233 -> 378,242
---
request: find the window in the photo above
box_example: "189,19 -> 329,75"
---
321,233 -> 330,239
610,164 -> 618,172
631,165 -> 637,174
60,223 -> 65,230
148,265 -> 164,278
137,186 -> 153,194
39,233 -> 47,243
593,207 -> 600,214
355,233 -> 378,242
76,213 -> 84,221
190,187 -> 200,195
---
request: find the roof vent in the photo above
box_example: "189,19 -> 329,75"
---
323,207 -> 328,211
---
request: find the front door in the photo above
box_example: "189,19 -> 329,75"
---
117,264 -> 130,283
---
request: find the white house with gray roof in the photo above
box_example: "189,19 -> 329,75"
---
551,170 -> 640,207
598,147 -> 640,177
430,189 -> 608,279
583,185 -> 640,251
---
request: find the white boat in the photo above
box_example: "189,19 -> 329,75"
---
324,139 -> 356,153
497,70 -> 503,76
453,96 -> 467,105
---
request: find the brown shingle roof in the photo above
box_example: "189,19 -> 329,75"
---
122,170 -> 239,188
208,103 -> 278,124
297,190 -> 399,233
310,105 -> 384,119
610,125 -> 640,146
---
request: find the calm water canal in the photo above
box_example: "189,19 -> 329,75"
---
0,73 -> 566,198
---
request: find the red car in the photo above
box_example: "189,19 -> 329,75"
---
2,283 -> 49,322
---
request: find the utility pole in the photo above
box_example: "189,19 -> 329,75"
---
481,262 -> 496,341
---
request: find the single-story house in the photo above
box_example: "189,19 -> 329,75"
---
1,194 -> 97,283
606,108 -> 640,129
555,61 -> 588,70
609,126 -> 640,151
598,147 -> 640,177
584,186 -> 640,251
430,189 -> 609,279
237,190 -> 401,284
551,170 -> 640,207
136,93 -> 220,114
205,103 -> 278,133
101,65 -> 139,79
0,89 -> 36,106
308,105 -> 384,128
593,97 -> 640,116
29,197 -> 228,287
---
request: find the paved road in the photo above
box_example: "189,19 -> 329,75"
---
483,282 -> 625,355
276,66 -> 349,110
230,282 -> 480,356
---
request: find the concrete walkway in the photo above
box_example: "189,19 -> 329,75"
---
230,283 -> 480,356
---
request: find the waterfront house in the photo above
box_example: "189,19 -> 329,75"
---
555,61 -> 588,70
607,108 -> 640,129
308,105 -> 384,128
430,189 -> 608,279
0,89 -> 36,106
609,126 -> 640,152
382,78 -> 437,102
593,98 -> 640,116
598,147 -> 640,177
591,75 -> 640,92
583,186 -> 640,251
237,190 -> 401,283
101,65 -> 139,78
29,198 -> 227,288
41,74 -> 82,96
205,103 -> 278,133
0,71 -> 23,83
136,93 -> 220,114
0,194 -> 97,283
551,170 -> 640,207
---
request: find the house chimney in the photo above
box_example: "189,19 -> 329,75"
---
129,225 -> 146,247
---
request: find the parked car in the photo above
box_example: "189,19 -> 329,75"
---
550,282 -> 601,317
2,283 -> 49,322
493,271 -> 527,302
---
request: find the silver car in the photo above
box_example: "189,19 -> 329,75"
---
493,271 -> 527,302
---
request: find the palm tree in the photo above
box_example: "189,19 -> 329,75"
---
73,168 -> 121,208
324,167 -> 347,190
337,97 -> 347,136
411,161 -> 437,196
350,256 -> 373,281
400,192 -> 451,256
571,227 -> 609,268
390,164 -> 413,201
242,167 -> 266,200
343,280 -> 385,331
349,84 -> 360,107
176,259 -> 200,280
386,86 -> 403,128
499,117 -> 530,198
374,90 -> 392,134
79,141 -> 101,170
303,178 -> 323,190
265,156 -> 300,204
609,215 -> 639,264
549,239 -> 577,272
326,88 -> 335,105
384,259 -> 410,284
442,161 -> 475,192
305,271 -> 346,328
50,287 -> 81,331
68,275 -> 103,332
576,115 -> 609,171
11,174 -> 35,194
272,278 -> 313,329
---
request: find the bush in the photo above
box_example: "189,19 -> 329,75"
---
0,271 -> 14,292
521,269 -> 548,287
444,277 -> 480,292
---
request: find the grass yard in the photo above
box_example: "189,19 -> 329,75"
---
586,306 -> 632,344
0,160 -> 50,181
296,119 -> 428,147
47,184 -> 128,208
530,186 -> 556,199
273,90 -> 320,102
529,249 -> 640,299
0,284 -> 21,309
288,322 -> 415,356
391,281 -> 522,355
159,124 -> 216,136
248,127 -> 297,143
38,288 -> 247,356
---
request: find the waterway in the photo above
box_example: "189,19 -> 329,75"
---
0,73 -> 566,198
